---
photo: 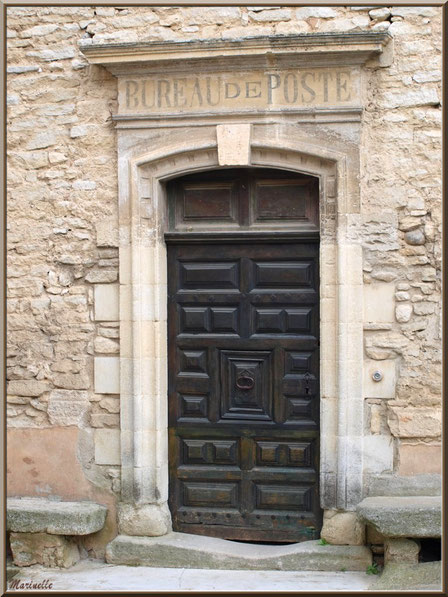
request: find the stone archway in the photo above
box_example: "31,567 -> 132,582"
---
115,125 -> 363,535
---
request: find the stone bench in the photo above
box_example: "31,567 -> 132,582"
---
7,497 -> 107,568
356,496 -> 441,566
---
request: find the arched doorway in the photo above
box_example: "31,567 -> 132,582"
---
165,167 -> 321,542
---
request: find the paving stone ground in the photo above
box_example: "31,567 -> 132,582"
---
7,560 -> 375,592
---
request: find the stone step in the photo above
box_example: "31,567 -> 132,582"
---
7,497 -> 107,535
356,496 -> 442,538
106,533 -> 372,571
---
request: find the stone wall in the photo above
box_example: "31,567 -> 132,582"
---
7,4 -> 442,544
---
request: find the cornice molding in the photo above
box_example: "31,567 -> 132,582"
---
80,32 -> 393,75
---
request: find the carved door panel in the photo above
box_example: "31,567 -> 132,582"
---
167,240 -> 321,542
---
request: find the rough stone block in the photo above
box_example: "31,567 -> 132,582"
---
363,283 -> 395,323
94,284 -> 119,321
7,498 -> 107,535
94,357 -> 120,394
320,511 -> 365,546
47,389 -> 90,427
385,538 -> 420,565
217,124 -> 251,166
395,304 -> 413,323
94,429 -> 121,465
7,380 -> 49,397
398,443 -> 441,475
10,532 -> 79,568
118,502 -> 172,537
363,359 -> 396,399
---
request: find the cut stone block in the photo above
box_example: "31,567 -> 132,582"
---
217,124 -> 251,166
398,443 -> 442,476
7,498 -> 107,535
94,357 -> 120,394
94,284 -> 119,321
9,532 -> 79,568
363,359 -> 396,399
106,532 -> 372,571
363,283 -> 395,323
363,435 -> 394,474
356,496 -> 441,538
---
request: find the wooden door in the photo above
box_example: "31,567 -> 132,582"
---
167,169 -> 321,542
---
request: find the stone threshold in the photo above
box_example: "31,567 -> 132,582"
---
106,532 -> 372,571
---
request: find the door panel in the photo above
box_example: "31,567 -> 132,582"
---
168,241 -> 321,542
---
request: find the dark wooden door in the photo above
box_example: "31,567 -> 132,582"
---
168,237 -> 321,542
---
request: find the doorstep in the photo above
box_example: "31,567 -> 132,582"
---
106,532 -> 372,571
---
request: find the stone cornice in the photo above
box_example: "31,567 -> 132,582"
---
80,32 -> 392,75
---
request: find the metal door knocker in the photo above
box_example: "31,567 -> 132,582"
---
236,371 -> 255,391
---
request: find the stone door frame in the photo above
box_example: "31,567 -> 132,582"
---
116,125 -> 363,533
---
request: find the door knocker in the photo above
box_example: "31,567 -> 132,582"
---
236,371 -> 255,391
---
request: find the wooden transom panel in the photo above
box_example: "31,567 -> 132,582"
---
167,168 -> 319,232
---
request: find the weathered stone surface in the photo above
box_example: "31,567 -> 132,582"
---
366,474 -> 441,497
53,372 -> 90,390
369,8 -> 390,21
356,496 -> 441,538
118,503 -> 172,537
94,429 -> 121,465
363,283 -> 395,323
98,397 -> 120,413
85,270 -> 118,283
217,124 -> 251,166
7,65 -> 40,73
7,380 -> 49,397
47,389 -> 90,426
373,561 -> 442,592
95,218 -> 119,248
94,336 -> 119,354
94,284 -> 119,321
94,357 -> 120,394
90,413 -> 120,427
398,443 -> 441,475
395,304 -> 412,323
7,498 -> 107,535
404,229 -> 425,245
381,88 -> 440,109
106,533 -> 372,570
320,511 -> 365,546
387,406 -> 441,438
10,532 -> 79,568
296,7 -> 338,19
384,538 -> 420,565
